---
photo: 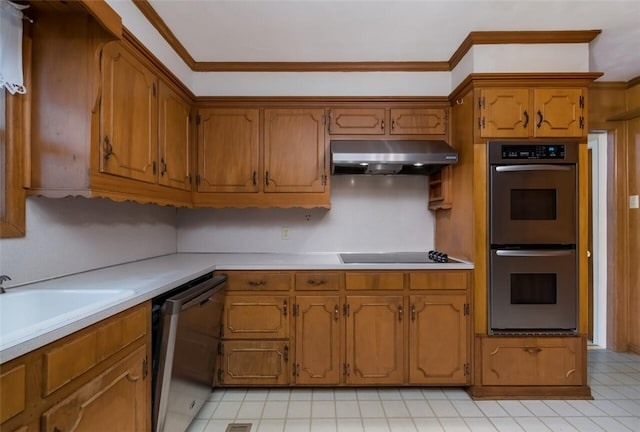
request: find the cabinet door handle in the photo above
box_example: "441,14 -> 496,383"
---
283,299 -> 288,316
327,110 -> 332,133
381,120 -> 385,131
536,110 -> 543,128
284,345 -> 289,362
102,136 -> 113,160
265,170 -> 270,185
252,171 -> 257,186
524,347 -> 542,354
398,305 -> 403,321
334,304 -> 339,321
307,279 -> 326,286
160,158 -> 167,176
523,110 -> 529,128
391,119 -> 396,130
247,280 -> 266,287
411,304 -> 416,321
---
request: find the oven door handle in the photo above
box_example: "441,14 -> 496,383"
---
495,250 -> 573,257
495,164 -> 572,172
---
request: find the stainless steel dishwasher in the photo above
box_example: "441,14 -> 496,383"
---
152,273 -> 227,432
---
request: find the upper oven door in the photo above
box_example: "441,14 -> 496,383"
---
490,163 -> 576,245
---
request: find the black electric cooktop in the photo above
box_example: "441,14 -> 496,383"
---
339,251 -> 457,264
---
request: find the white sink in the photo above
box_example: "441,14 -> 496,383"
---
0,288 -> 135,347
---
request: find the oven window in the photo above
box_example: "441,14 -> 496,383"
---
511,189 -> 557,220
510,273 -> 557,304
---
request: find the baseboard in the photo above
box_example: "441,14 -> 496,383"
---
467,385 -> 592,400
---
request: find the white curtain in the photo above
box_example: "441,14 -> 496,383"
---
0,0 -> 28,94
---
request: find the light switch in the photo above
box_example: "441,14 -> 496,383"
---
630,195 -> 639,209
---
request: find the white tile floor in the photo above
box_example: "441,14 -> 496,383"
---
187,348 -> 640,432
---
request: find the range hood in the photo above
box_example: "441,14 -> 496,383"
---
331,140 -> 458,175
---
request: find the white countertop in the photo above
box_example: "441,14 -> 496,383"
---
0,252 -> 473,363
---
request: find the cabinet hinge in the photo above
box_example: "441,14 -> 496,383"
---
293,363 -> 300,377
464,363 -> 470,376
579,95 -> 585,109
217,341 -> 223,356
579,116 -> 585,129
196,114 -> 201,126
219,323 -> 224,338
443,108 -> 449,134
464,303 -> 470,316
478,117 -> 485,129
142,356 -> 149,379
218,368 -> 224,383
321,174 -> 327,186
478,96 -> 485,109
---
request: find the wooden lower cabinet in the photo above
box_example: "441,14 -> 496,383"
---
409,294 -> 469,384
293,296 -> 341,385
0,303 -> 150,431
345,296 -> 404,385
470,335 -> 591,399
41,346 -> 148,432
223,295 -> 289,339
219,341 -> 289,385
481,336 -> 582,386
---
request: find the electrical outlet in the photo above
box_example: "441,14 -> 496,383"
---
630,195 -> 639,209
281,227 -> 290,240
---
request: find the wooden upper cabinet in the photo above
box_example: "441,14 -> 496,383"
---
197,108 -> 259,193
264,108 -> 327,193
100,41 -> 158,183
534,88 -> 585,137
158,81 -> 192,191
390,108 -> 448,135
327,108 -> 386,135
478,88 -> 585,138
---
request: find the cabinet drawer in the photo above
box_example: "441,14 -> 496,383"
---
409,271 -> 469,290
345,272 -> 404,290
295,272 -> 340,291
219,341 -> 289,385
225,272 -> 291,291
0,364 -> 25,423
43,303 -> 147,396
223,295 -> 289,339
481,336 -> 583,386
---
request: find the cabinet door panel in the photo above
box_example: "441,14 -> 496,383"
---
390,108 -> 448,135
224,296 -> 289,339
197,108 -> 259,193
534,88 -> 584,137
481,337 -> 583,386
264,109 -> 326,193
100,42 -> 158,183
295,296 -> 341,385
345,296 -> 403,384
158,81 -> 191,191
410,294 -> 468,384
220,341 -> 289,385
0,364 -> 25,423
479,88 -> 530,138
42,346 -> 148,432
328,108 -> 386,135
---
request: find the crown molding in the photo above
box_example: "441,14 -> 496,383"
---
132,0 -> 602,74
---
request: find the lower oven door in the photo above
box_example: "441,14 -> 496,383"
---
490,249 -> 577,333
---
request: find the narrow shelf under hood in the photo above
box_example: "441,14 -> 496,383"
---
331,139 -> 458,175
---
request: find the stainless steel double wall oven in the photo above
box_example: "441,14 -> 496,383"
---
488,141 -> 578,334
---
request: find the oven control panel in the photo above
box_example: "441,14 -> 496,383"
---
501,144 -> 565,160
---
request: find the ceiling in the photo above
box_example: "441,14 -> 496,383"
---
143,0 -> 640,82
